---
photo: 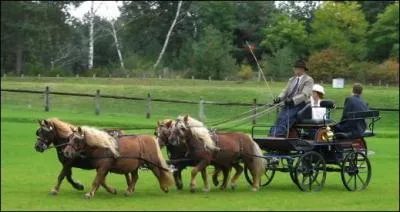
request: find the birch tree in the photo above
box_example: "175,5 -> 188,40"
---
153,0 -> 182,69
88,1 -> 95,70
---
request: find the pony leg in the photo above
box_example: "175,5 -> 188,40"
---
212,167 -> 221,187
100,172 -> 117,195
125,171 -> 138,196
247,161 -> 261,192
220,168 -> 230,190
49,165 -> 69,195
148,164 -> 171,193
190,160 -> 208,193
85,169 -> 107,199
230,163 -> 243,190
173,169 -> 184,190
200,168 -> 210,192
65,167 -> 84,191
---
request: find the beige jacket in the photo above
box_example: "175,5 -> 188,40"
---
278,74 -> 314,106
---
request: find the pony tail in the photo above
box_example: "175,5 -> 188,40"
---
249,135 -> 265,182
153,137 -> 174,187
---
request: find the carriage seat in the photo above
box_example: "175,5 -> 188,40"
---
334,110 -> 380,139
334,130 -> 375,139
295,100 -> 336,127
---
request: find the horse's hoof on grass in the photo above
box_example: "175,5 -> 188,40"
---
75,183 -> 84,191
84,193 -> 92,199
111,189 -> 117,195
212,178 -> 219,187
231,184 -> 237,190
49,190 -> 59,196
190,188 -> 196,193
219,186 -> 227,190
251,188 -> 258,192
124,192 -> 132,197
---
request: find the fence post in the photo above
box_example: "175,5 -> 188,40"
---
3,73 -> 6,78
21,74 -> 24,78
252,98 -> 257,125
56,74 -> 59,79
192,76 -> 194,80
38,74 -> 41,79
208,76 -> 211,81
146,93 -> 151,119
199,97 -> 205,122
44,86 -> 49,112
93,74 -> 96,78
95,89 -> 100,115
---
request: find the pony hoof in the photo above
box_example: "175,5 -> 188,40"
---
75,184 -> 84,191
219,186 -> 227,190
124,192 -> 132,197
111,189 -> 117,195
49,190 -> 59,196
202,188 -> 210,192
251,188 -> 258,192
212,179 -> 219,187
190,188 -> 196,193
231,184 -> 237,190
84,193 -> 92,199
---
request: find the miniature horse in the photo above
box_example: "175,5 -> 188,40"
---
63,126 -> 173,199
156,119 -> 243,191
169,115 -> 265,192
34,118 -> 127,195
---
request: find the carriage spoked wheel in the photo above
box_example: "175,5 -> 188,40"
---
294,151 -> 327,192
244,158 -> 276,187
340,151 -> 371,191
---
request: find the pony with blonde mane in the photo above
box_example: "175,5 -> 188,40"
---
34,118 -> 128,196
174,115 -> 220,151
64,126 -> 173,199
169,115 -> 265,192
76,126 -> 120,158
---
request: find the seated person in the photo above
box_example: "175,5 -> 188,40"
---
333,83 -> 369,138
269,59 -> 314,137
297,84 -> 326,121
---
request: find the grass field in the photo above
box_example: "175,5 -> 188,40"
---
1,77 -> 399,211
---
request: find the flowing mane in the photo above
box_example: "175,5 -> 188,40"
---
45,117 -> 76,138
178,115 -> 219,151
80,126 -> 120,157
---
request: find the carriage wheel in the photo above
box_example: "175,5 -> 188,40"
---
244,158 -> 276,187
341,151 -> 371,191
294,151 -> 326,192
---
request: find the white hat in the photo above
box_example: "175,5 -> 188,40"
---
312,84 -> 325,95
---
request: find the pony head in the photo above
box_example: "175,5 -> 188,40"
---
63,126 -> 86,158
168,115 -> 190,146
35,118 -> 74,152
155,119 -> 175,148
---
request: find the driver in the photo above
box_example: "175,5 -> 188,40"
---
269,59 -> 314,138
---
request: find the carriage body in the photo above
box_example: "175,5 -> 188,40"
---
247,101 -> 381,192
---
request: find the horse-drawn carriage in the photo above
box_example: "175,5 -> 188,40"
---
243,100 -> 381,192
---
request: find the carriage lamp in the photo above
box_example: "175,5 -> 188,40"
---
324,126 -> 334,142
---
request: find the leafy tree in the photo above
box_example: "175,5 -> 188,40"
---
310,2 -> 368,60
261,46 -> 297,79
261,14 -> 308,58
308,48 -> 351,82
368,2 -> 399,61
179,25 -> 237,80
357,0 -> 396,24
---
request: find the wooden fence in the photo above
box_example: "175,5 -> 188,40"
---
1,87 -> 398,123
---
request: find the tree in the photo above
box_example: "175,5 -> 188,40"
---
358,0 -> 396,24
153,0 -> 182,69
308,48 -> 350,82
309,2 -> 368,60
368,2 -> 399,61
261,14 -> 308,58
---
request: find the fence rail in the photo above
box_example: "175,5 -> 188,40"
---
1,88 -> 399,121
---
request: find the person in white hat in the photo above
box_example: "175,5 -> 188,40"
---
310,84 -> 326,120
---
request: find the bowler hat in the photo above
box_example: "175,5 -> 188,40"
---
294,60 -> 308,71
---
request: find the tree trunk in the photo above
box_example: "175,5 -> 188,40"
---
153,0 -> 182,69
88,1 -> 94,70
15,42 -> 23,74
110,20 -> 125,71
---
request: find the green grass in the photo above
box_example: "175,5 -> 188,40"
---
1,77 -> 399,210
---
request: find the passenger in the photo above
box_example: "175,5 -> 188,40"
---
333,83 -> 369,138
269,59 -> 314,138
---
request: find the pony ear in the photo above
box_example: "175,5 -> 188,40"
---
38,120 -> 42,125
184,115 -> 189,123
166,120 -> 172,128
157,120 -> 160,126
43,120 -> 49,125
77,127 -> 83,134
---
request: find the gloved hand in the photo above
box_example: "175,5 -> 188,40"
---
273,97 -> 281,104
284,98 -> 294,106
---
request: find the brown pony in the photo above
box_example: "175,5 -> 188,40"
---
156,119 -> 244,191
34,118 -> 128,195
63,126 -> 173,199
169,115 -> 265,192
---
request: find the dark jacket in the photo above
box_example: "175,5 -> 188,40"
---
336,95 -> 369,137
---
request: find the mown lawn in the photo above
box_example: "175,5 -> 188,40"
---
1,77 -> 399,210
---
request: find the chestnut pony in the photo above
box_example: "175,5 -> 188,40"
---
169,115 -> 265,192
156,119 -> 244,191
63,126 -> 173,199
34,118 -> 127,195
